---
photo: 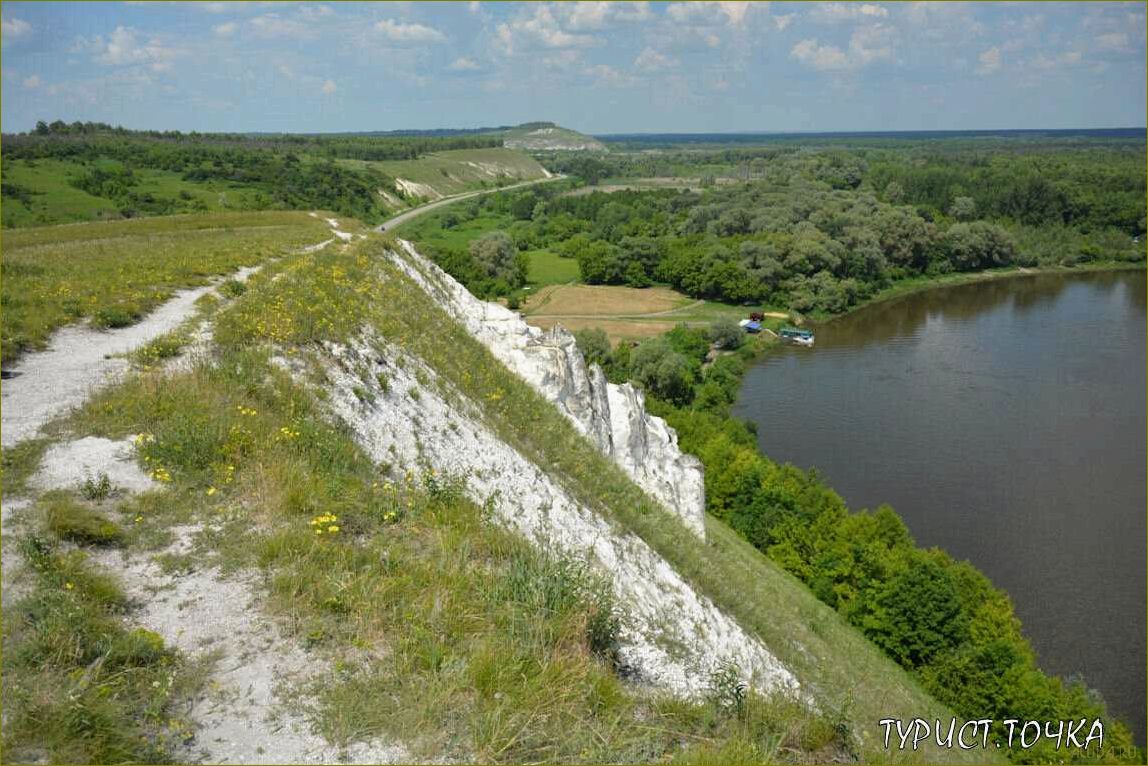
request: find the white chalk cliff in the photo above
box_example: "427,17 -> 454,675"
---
281,239 -> 801,699
391,240 -> 708,538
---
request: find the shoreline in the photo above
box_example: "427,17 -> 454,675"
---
808,259 -> 1146,328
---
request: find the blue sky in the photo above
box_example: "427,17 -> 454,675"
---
1,1 -> 1145,134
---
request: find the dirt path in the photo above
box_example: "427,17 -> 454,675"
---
1,219 -> 349,448
377,174 -> 564,232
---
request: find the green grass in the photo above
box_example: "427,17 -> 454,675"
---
1,158 -> 268,228
2,439 -> 50,499
2,532 -> 203,763
210,235 -> 993,763
42,493 -> 125,546
525,249 -> 579,286
0,211 -> 332,365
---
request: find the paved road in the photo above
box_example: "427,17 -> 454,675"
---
376,174 -> 565,233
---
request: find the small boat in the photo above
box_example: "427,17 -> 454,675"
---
778,326 -> 815,347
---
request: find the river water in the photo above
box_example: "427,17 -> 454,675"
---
733,270 -> 1146,743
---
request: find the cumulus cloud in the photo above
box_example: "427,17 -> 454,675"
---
495,5 -> 599,54
634,46 -> 678,72
374,19 -> 446,43
790,23 -> 895,72
666,1 -> 752,28
449,56 -> 480,71
213,21 -> 237,37
320,78 -> 336,94
976,46 -> 1001,75
22,74 -> 42,89
790,39 -> 849,71
249,14 -> 313,39
808,3 -> 888,23
1095,32 -> 1132,53
773,14 -> 795,31
558,1 -> 651,30
84,26 -> 178,72
2,16 -> 31,42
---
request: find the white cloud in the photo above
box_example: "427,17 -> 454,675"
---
557,1 -> 651,30
666,1 -> 753,28
469,0 -> 481,11
634,46 -> 678,72
249,14 -> 309,39
299,5 -> 333,21
976,46 -> 1001,75
790,23 -> 895,72
85,26 -> 178,72
374,19 -> 446,43
320,78 -> 336,94
213,21 -> 237,37
2,16 -> 31,42
22,74 -> 42,89
495,6 -> 599,54
773,13 -> 795,31
449,56 -> 480,71
1095,32 -> 1131,53
791,38 -> 849,71
809,3 -> 888,23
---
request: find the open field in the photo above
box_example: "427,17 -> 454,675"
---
0,211 -> 333,364
522,282 -> 788,343
1,158 -> 270,228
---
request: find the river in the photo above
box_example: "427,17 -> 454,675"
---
733,269 -> 1146,743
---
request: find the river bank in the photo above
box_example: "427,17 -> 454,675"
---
730,268 -> 1146,746
805,258 -> 1146,328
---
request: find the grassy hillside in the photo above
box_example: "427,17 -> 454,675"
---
339,148 -> 550,204
499,122 -> 606,152
2,213 -> 989,764
0,211 -> 333,365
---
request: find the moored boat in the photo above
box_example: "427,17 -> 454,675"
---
778,326 -> 815,347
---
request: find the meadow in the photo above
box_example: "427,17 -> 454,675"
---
0,211 -> 331,364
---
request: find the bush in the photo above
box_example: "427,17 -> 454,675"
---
708,317 -> 745,350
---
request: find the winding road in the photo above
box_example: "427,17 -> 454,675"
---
376,174 -> 565,232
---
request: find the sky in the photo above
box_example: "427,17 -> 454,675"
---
1,1 -> 1145,134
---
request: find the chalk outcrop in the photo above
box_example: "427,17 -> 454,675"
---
305,336 -> 798,700
391,240 -> 707,537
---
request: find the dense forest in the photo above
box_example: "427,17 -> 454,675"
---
410,138 -> 1145,313
569,322 -> 1139,764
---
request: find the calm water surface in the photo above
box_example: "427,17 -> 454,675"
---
734,270 -> 1146,742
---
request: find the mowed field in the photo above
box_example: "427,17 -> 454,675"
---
523,283 -> 788,343
1,211 -> 334,364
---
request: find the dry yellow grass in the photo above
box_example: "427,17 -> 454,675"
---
527,316 -> 680,344
524,284 -> 693,317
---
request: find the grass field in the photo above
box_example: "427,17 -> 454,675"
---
0,211 -> 332,364
1,158 -> 270,228
523,249 -> 579,286
522,282 -> 789,343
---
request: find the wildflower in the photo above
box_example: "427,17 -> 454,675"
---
65,582 -> 74,590
206,486 -> 217,496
